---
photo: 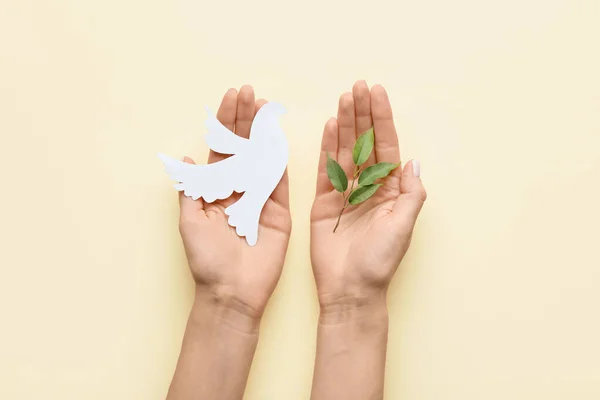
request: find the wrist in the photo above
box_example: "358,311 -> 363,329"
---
192,286 -> 261,335
318,289 -> 389,325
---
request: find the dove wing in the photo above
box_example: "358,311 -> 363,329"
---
158,153 -> 248,203
204,107 -> 249,155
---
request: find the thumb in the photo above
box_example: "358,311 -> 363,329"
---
392,160 -> 427,230
179,156 -> 204,214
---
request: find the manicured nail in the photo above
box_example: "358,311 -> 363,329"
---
412,159 -> 420,177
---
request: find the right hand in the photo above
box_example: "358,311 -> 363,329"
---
310,81 -> 427,311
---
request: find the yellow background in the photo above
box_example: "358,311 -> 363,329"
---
1,0 -> 599,398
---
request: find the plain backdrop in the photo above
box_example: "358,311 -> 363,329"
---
1,0 -> 599,399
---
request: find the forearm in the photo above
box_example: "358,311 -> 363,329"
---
310,292 -> 389,400
167,287 -> 260,400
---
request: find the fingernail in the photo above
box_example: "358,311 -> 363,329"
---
412,159 -> 421,177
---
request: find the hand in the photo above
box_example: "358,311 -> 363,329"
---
311,81 -> 426,310
179,85 -> 291,320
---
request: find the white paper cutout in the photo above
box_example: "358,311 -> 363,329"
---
158,102 -> 288,246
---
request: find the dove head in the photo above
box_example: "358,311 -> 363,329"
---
250,101 -> 288,142
261,101 -> 287,115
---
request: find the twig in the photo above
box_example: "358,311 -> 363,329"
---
333,165 -> 360,233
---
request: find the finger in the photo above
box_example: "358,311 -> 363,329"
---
352,80 -> 375,165
255,98 -> 268,114
235,85 -> 255,139
271,168 -> 290,209
316,117 -> 339,195
336,92 -> 356,175
371,84 -> 401,191
215,94 -> 262,209
208,88 -> 238,164
393,159 -> 427,229
256,98 -> 289,208
179,156 -> 205,214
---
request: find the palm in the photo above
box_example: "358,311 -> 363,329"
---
311,82 -> 426,302
179,86 -> 291,316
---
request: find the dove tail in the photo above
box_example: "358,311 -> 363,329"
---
225,192 -> 266,246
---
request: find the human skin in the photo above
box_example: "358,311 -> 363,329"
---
166,85 -> 291,400
310,81 -> 427,400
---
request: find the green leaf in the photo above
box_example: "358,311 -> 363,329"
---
352,128 -> 374,166
348,184 -> 381,205
326,153 -> 348,192
358,162 -> 400,186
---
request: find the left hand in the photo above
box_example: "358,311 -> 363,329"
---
178,86 -> 291,320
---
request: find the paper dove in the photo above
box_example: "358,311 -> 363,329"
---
158,102 -> 288,246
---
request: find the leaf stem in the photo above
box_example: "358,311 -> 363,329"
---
333,165 -> 361,233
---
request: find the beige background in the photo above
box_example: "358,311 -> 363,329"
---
1,0 -> 599,399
